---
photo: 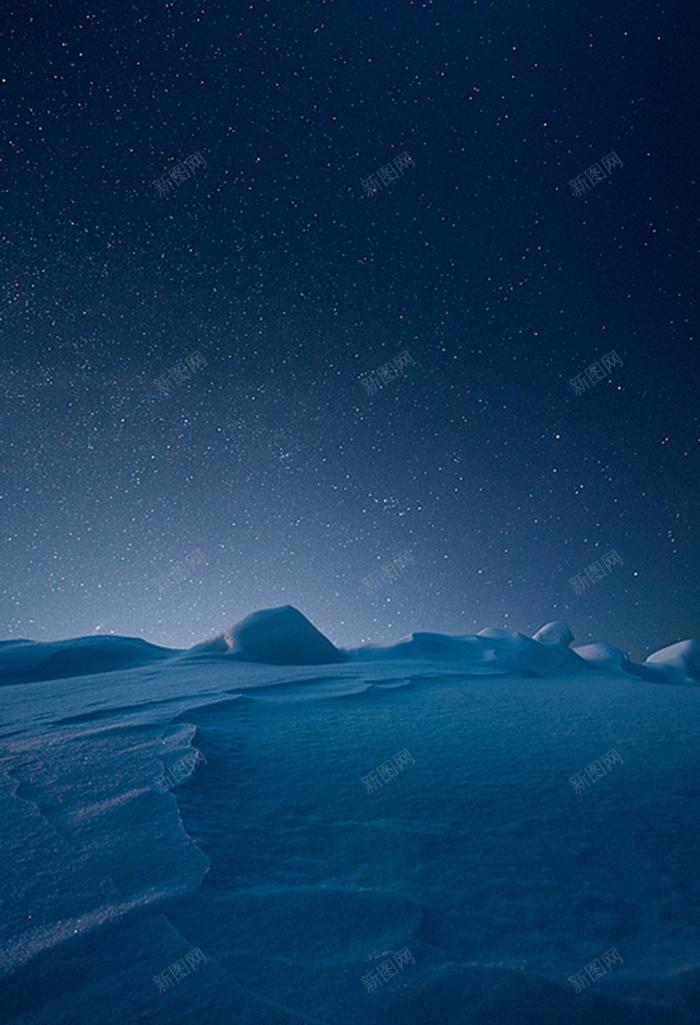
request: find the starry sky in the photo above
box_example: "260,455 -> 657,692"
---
1,0 -> 698,659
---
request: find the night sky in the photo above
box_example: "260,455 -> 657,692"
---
1,0 -> 698,659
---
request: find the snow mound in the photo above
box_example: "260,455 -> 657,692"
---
570,643 -> 633,673
476,626 -> 584,676
349,631 -> 506,668
188,605 -> 345,665
349,623 -> 586,677
532,620 -> 575,646
645,639 -> 700,684
0,636 -> 176,685
344,618 -> 700,684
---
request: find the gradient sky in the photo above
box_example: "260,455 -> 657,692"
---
1,0 -> 698,659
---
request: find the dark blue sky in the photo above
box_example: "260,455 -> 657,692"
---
1,0 -> 697,658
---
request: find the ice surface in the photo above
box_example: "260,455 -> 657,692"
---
1,608 -> 699,1024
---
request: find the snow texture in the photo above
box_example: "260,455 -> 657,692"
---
1,607 -> 699,1024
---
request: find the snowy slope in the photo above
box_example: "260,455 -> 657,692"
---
1,608 -> 699,1024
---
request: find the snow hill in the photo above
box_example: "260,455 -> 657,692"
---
187,604 -> 345,664
0,634 -> 177,684
2,605 -> 697,686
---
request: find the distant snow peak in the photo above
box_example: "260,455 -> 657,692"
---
189,605 -> 344,665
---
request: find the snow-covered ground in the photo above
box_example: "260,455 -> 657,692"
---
1,607 -> 699,1024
